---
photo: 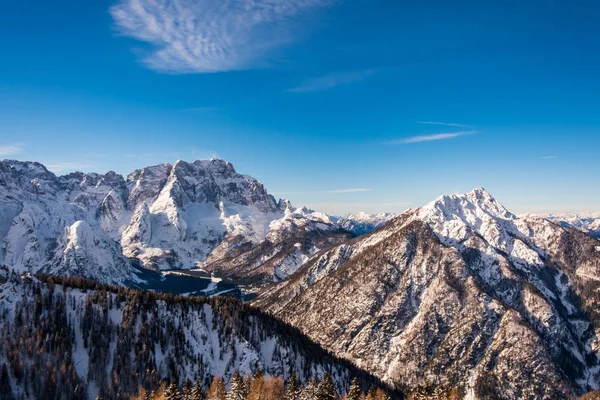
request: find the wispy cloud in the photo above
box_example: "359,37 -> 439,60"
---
45,162 -> 95,173
415,121 -> 471,128
390,130 -> 478,144
110,0 -> 333,73
327,188 -> 372,193
540,156 -> 558,160
0,143 -> 23,156
287,69 -> 376,93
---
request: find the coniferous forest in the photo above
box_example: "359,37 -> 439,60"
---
0,267 -> 398,400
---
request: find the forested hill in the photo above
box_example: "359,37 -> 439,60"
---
0,267 -> 397,400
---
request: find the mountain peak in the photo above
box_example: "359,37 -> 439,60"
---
423,187 -> 515,222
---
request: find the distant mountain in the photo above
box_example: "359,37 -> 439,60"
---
255,188 -> 600,399
0,159 -> 371,286
203,204 -> 355,284
334,212 -> 398,236
0,268 -> 392,400
524,212 -> 600,239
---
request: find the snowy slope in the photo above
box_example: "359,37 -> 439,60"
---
0,158 -> 394,286
0,160 -> 133,285
334,212 -> 398,235
0,159 -> 354,285
524,212 -> 600,239
255,188 -> 600,399
0,268 -> 386,399
203,203 -> 355,283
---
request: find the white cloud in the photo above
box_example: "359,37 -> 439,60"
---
390,130 -> 478,144
327,188 -> 372,193
0,143 -> 23,156
415,121 -> 470,128
287,69 -> 376,93
110,0 -> 333,73
540,156 -> 558,160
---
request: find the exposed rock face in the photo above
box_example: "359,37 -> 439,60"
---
204,204 -> 355,284
0,160 -> 133,284
0,159 -> 358,284
335,212 -> 398,236
526,212 -> 600,239
255,188 -> 600,399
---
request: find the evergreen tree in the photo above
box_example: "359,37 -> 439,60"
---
191,379 -> 203,400
346,378 -> 361,400
285,372 -> 300,400
317,373 -> 336,400
183,379 -> 193,400
300,379 -> 318,400
227,371 -> 245,400
166,379 -> 182,400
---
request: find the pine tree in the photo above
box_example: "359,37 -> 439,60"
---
317,373 -> 336,400
285,372 -> 300,400
346,378 -> 361,400
183,379 -> 193,400
166,379 -> 182,400
191,379 -> 203,400
300,379 -> 318,400
227,372 -> 245,400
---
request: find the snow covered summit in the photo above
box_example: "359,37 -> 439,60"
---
0,158 -> 330,284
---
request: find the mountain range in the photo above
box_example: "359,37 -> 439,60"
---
255,187 -> 600,398
0,159 -> 389,287
1,158 -> 599,399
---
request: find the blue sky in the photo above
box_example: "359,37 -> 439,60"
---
1,0 -> 599,214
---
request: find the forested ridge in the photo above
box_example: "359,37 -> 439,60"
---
0,267 -> 398,400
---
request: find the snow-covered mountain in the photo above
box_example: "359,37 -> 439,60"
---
0,268 -> 389,399
0,159 -> 290,284
203,204 -> 355,283
0,161 -> 134,285
255,188 -> 600,399
121,159 -> 285,271
0,159 -> 376,286
334,212 -> 398,236
524,212 -> 600,239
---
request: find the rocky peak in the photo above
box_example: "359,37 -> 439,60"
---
192,158 -> 237,178
126,162 -> 172,207
0,159 -> 58,195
